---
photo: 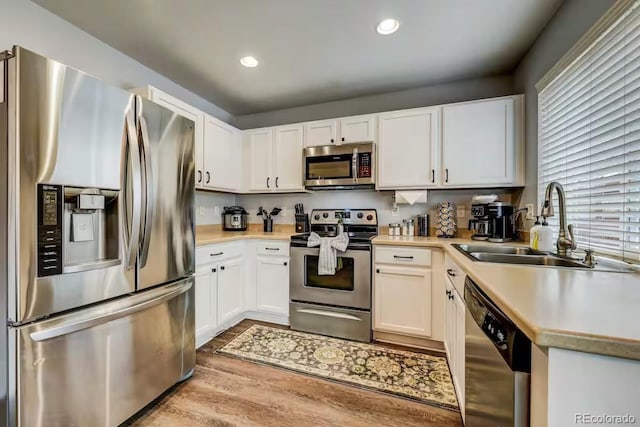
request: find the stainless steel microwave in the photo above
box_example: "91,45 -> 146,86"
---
303,142 -> 375,189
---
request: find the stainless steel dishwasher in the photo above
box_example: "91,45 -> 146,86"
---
464,277 -> 531,426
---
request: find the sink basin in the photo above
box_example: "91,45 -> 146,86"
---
452,244 -> 638,273
468,252 -> 588,268
454,244 -> 544,256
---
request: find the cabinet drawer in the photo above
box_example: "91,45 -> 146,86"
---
445,254 -> 465,295
255,241 -> 290,257
375,246 -> 431,267
196,242 -> 243,266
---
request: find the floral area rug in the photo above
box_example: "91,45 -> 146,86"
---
218,325 -> 458,410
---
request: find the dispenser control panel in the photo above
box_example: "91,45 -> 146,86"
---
37,184 -> 63,276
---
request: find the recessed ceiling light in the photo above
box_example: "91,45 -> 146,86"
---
376,18 -> 400,35
240,56 -> 259,68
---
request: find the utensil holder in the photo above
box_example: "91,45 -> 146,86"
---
263,218 -> 273,233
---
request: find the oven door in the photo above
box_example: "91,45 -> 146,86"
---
290,245 -> 371,310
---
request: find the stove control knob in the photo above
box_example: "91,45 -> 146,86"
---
314,214 -> 320,220
323,212 -> 329,218
357,212 -> 364,219
366,214 -> 373,221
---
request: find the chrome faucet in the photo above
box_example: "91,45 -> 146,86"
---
541,181 -> 577,256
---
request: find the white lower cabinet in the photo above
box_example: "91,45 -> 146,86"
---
194,270 -> 214,348
256,256 -> 289,316
444,263 -> 466,419
374,265 -> 432,337
217,256 -> 244,325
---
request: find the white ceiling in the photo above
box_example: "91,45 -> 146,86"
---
33,0 -> 562,115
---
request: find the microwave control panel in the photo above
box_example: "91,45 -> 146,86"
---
357,152 -> 372,178
37,184 -> 63,277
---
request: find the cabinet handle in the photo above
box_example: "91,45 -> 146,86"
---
206,171 -> 211,184
341,137 -> 345,142
449,293 -> 455,300
266,177 -> 270,189
447,269 -> 456,277
446,290 -> 451,297
197,170 -> 202,183
210,252 -> 224,257
432,169 -> 435,183
212,268 -> 217,273
393,255 -> 414,260
265,247 -> 280,251
376,269 -> 380,274
284,261 -> 288,266
221,266 -> 225,271
275,176 -> 279,188
330,138 -> 334,143
445,168 -> 449,183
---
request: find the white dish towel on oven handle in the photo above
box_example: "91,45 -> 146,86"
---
307,232 -> 349,275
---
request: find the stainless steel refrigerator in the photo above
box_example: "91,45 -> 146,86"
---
0,46 -> 196,426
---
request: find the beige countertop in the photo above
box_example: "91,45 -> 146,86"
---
373,235 -> 640,361
196,224 -> 296,246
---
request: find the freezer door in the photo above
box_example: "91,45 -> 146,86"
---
136,96 -> 195,290
11,277 -> 195,427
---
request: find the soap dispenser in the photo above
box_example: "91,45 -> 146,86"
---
538,217 -> 554,252
529,216 -> 542,250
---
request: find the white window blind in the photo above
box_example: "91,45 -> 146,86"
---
538,0 -> 640,262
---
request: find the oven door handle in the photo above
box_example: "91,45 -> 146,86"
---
295,308 -> 362,321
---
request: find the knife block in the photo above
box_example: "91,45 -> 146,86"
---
295,214 -> 309,233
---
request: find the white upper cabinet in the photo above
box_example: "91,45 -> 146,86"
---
377,108 -> 439,189
339,115 -> 376,144
246,128 -> 273,191
273,125 -> 304,191
304,119 -> 338,147
441,97 -> 518,186
203,114 -> 241,192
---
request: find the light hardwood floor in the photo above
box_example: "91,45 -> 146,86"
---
124,320 -> 463,426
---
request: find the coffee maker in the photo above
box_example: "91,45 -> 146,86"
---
468,203 -> 492,240
488,202 -> 515,242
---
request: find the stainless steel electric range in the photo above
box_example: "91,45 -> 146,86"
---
289,209 -> 378,342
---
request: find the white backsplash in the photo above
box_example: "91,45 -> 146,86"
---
193,189 -> 516,228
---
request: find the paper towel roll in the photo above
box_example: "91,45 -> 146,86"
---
394,190 -> 428,205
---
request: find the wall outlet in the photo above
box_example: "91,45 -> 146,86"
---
198,206 -> 205,216
526,203 -> 535,220
213,206 -> 220,217
457,206 -> 466,218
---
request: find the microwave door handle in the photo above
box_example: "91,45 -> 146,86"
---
122,105 -> 142,271
352,148 -> 358,183
137,103 -> 153,268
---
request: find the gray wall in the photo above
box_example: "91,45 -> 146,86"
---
0,0 -> 231,122
512,0 -> 615,221
231,74 -> 514,129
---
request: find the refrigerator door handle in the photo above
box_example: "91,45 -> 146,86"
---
137,100 -> 154,268
122,105 -> 143,270
29,279 -> 192,342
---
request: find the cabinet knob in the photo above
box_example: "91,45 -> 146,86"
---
449,293 -> 454,300
284,261 -> 288,266
212,268 -> 216,273
376,269 -> 380,274
221,266 -> 225,271
341,137 -> 345,142
330,138 -> 334,143
446,290 -> 451,296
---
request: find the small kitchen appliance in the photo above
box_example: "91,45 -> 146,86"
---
290,209 -> 378,342
488,202 -> 516,242
303,142 -> 375,190
468,203 -> 493,241
223,206 -> 248,231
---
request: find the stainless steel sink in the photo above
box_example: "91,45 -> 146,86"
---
468,252 -> 588,268
452,244 -> 638,273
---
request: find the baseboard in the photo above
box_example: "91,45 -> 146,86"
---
373,330 -> 445,352
244,310 -> 290,326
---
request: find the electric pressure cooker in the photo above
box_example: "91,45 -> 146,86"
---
222,206 -> 248,231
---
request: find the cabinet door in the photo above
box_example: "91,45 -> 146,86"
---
147,88 -> 205,188
442,97 -> 514,186
444,279 -> 455,362
256,256 -> 290,316
454,289 -> 466,416
339,115 -> 376,144
273,125 -> 304,191
377,108 -> 438,189
374,265 -> 432,337
203,115 -> 238,191
195,270 -> 212,348
217,257 -> 244,325
247,129 -> 273,191
304,120 -> 338,147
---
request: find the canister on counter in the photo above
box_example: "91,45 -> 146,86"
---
406,218 -> 415,236
418,214 -> 430,236
389,223 -> 401,236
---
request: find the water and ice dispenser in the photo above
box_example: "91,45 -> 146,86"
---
37,184 -> 120,277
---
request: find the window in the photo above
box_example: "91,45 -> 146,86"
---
538,1 -> 640,262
